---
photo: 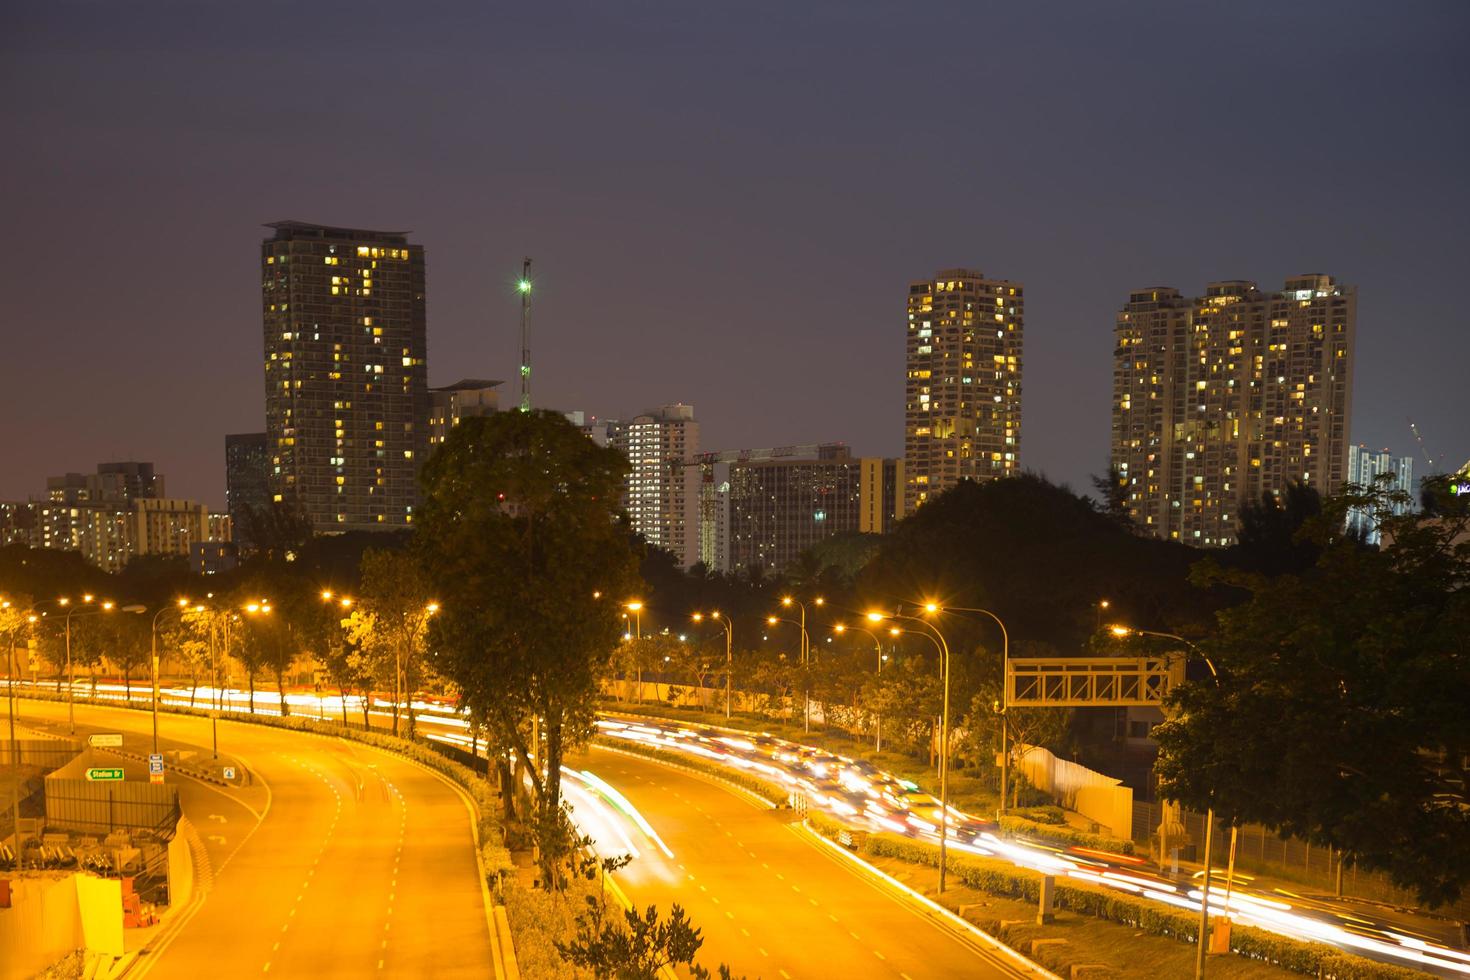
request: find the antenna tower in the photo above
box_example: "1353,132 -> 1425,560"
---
517,258 -> 533,412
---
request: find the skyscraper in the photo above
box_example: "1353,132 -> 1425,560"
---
904,268 -> 1023,514
1111,275 -> 1356,546
261,221 -> 428,533
225,432 -> 269,550
1345,446 -> 1414,544
608,404 -> 700,567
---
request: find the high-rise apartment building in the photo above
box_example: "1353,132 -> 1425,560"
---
14,462 -> 209,571
608,404 -> 700,567
1345,446 -> 1414,544
225,432 -> 269,550
429,379 -> 502,447
1111,275 -> 1356,546
261,221 -> 428,533
727,448 -> 902,574
904,268 -> 1023,514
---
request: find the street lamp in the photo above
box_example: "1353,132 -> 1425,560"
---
867,607 -> 957,892
777,596 -> 823,731
692,612 -> 734,719
767,613 -> 815,731
196,598 -> 272,758
1110,624 -> 1221,980
926,604 -> 1011,815
149,599 -> 195,754
833,623 -> 887,751
625,601 -> 643,639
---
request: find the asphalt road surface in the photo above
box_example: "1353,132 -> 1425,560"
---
569,746 -> 1037,980
17,698 -> 494,979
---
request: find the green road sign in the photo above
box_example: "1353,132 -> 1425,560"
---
85,767 -> 125,782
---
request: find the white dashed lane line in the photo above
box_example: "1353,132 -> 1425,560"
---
263,759 -> 343,975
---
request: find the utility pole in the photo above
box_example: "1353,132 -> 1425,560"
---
518,258 -> 533,412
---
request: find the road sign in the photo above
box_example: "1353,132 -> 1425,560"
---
222,767 -> 237,780
148,754 -> 164,772
88,733 -> 124,748
86,768 -> 124,782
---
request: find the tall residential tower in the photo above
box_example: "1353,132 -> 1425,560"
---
608,404 -> 700,568
1111,275 -> 1355,546
261,221 -> 429,532
903,269 -> 1023,514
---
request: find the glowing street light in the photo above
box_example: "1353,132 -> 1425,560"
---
1109,622 -> 1221,980
693,611 -> 735,719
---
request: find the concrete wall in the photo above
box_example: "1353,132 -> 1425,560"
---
168,817 -> 195,908
1014,743 -> 1133,839
0,874 -> 86,980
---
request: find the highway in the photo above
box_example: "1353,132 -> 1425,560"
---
21,681 -> 1470,976
566,745 -> 1037,979
15,697 -> 494,979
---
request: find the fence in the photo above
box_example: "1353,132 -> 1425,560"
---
43,779 -> 179,838
1131,800 -> 1470,920
1013,744 -> 1133,838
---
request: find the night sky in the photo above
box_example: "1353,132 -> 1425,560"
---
4,1 -> 1467,509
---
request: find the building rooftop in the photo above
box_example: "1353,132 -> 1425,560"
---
431,379 -> 504,392
264,221 -> 412,244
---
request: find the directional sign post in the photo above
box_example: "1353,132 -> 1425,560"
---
88,733 -> 123,748
149,753 -> 165,785
85,768 -> 124,782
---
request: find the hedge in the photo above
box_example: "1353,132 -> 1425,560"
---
998,814 -> 1135,856
808,818 -> 1430,980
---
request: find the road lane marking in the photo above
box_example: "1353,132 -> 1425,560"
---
758,948 -> 768,957
874,950 -> 886,961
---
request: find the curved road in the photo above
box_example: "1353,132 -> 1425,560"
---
568,746 -> 1036,979
17,698 -> 493,979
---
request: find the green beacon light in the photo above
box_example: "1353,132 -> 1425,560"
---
517,279 -> 532,293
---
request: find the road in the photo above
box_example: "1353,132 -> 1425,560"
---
16,698 -> 494,979
566,746 -> 1036,979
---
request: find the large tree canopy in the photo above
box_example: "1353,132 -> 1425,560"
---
1154,488 -> 1470,906
417,410 -> 641,884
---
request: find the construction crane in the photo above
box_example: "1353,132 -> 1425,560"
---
517,258 -> 532,412
1408,419 -> 1446,474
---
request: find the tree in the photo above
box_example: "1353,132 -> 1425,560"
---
418,411 -> 641,886
1153,491 -> 1470,906
557,900 -> 741,980
102,613 -> 150,699
338,550 -> 436,736
1228,479 -> 1323,575
1089,464 -> 1131,527
160,607 -> 211,705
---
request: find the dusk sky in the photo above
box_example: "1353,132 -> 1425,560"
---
4,1 -> 1467,509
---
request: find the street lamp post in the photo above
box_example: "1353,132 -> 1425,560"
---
60,595 -> 98,734
930,605 -> 1010,814
692,612 -> 734,719
869,609 -> 954,892
1110,624 -> 1221,980
150,600 -> 196,755
779,596 -> 823,732
833,623 -> 890,751
766,614 -> 812,731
